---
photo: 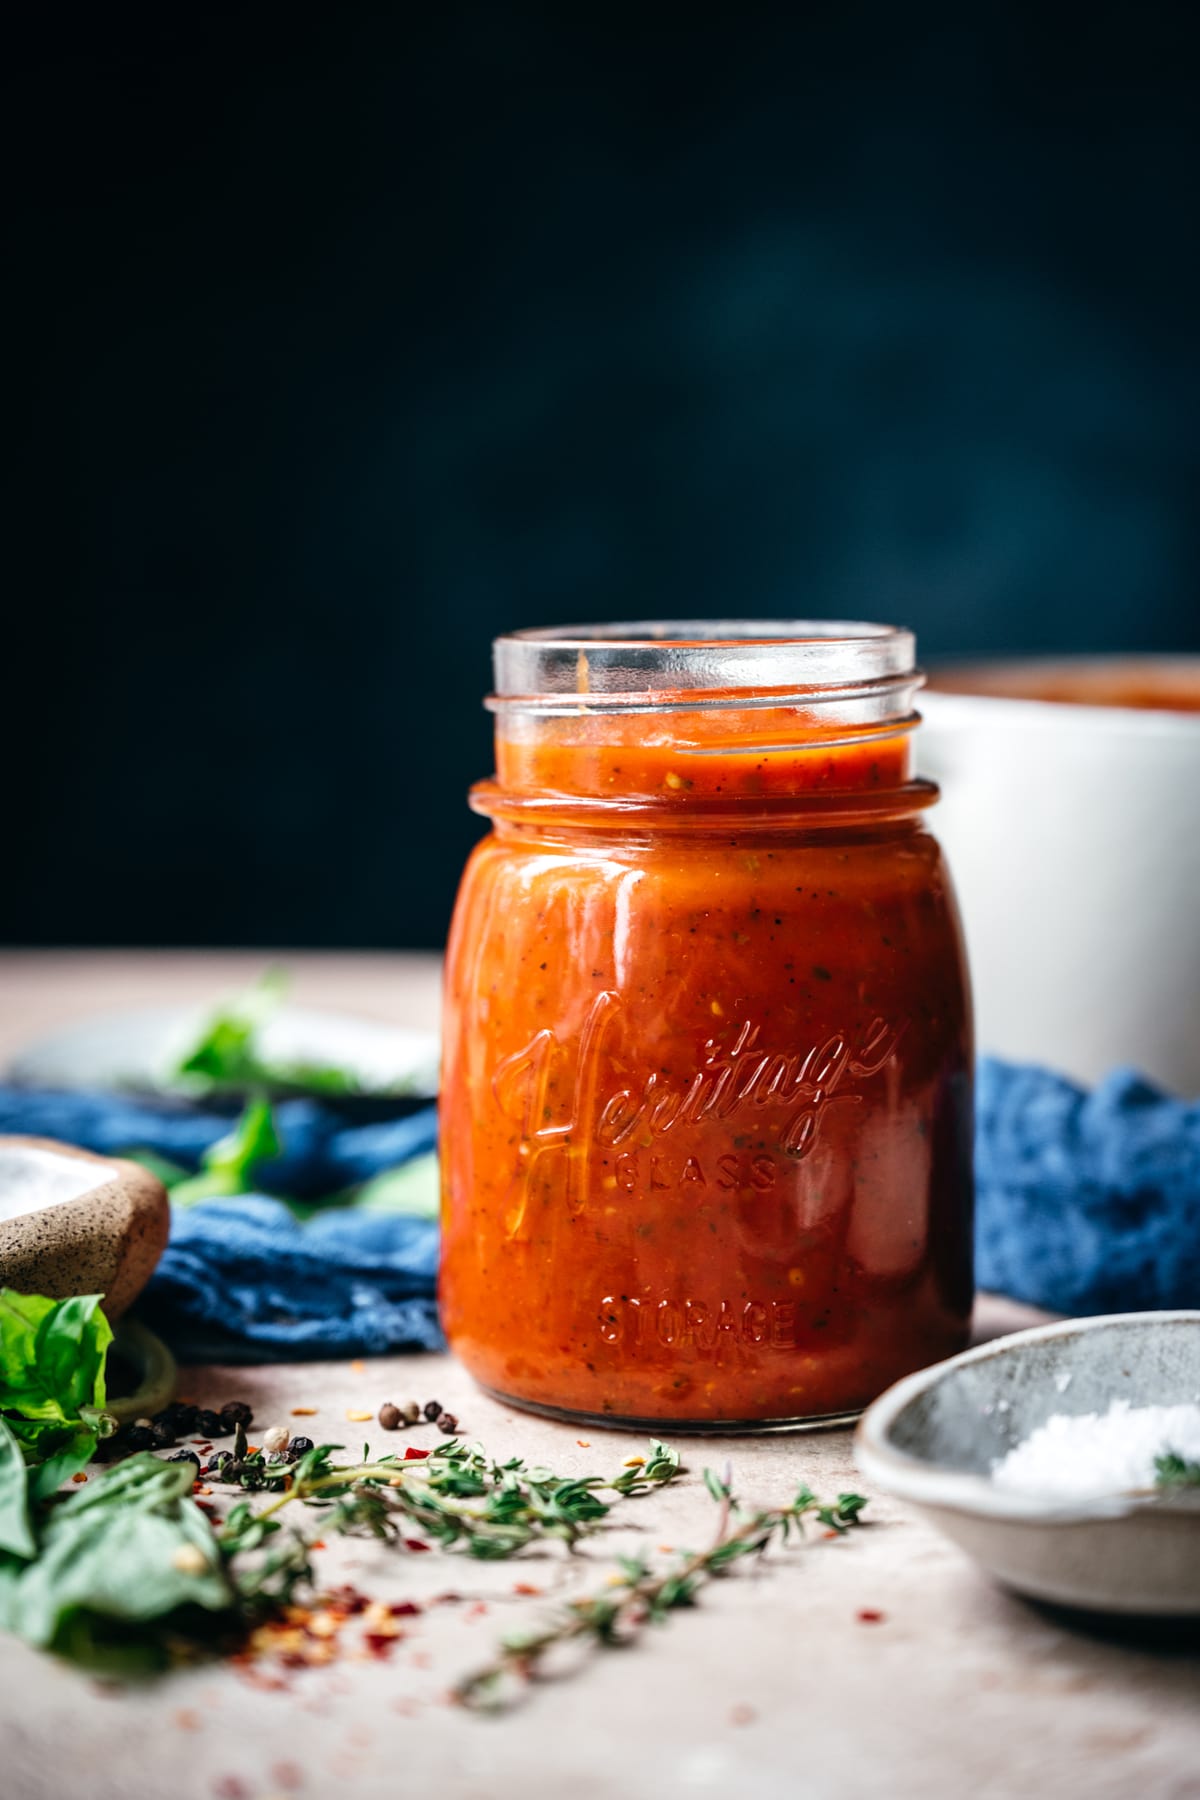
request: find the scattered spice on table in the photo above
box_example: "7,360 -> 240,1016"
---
454,1473 -> 868,1710
0,1293 -> 871,1713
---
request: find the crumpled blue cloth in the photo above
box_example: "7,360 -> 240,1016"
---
975,1060 -> 1200,1314
0,1085 -> 442,1362
139,1196 -> 441,1364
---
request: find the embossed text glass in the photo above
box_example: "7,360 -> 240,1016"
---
440,622 -> 974,1429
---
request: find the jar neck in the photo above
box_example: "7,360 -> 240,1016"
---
492,702 -> 917,802
486,620 -> 926,806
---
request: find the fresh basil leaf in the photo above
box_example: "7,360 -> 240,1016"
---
172,1097 -> 282,1208
26,1431 -> 97,1504
174,969 -> 287,1088
0,1455 -> 233,1659
34,1293 -> 111,1417
0,1290 -> 111,1423
119,1148 -> 190,1188
8,1417 -> 74,1458
0,1420 -> 35,1560
0,1291 -> 56,1417
351,1153 -> 440,1218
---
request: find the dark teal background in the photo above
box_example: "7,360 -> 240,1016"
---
7,7 -> 1199,947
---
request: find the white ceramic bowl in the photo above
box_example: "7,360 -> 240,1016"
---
919,657 -> 1200,1096
856,1312 -> 1200,1616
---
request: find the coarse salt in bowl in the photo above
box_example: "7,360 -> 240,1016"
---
856,1311 -> 1200,1615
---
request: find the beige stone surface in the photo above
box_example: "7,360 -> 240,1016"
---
2,1349 -> 1198,1800
1,954 -> 1197,1799
0,949 -> 444,1060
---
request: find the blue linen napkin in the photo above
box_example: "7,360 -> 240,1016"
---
975,1059 -> 1200,1315
139,1196 -> 441,1363
0,1086 -> 442,1361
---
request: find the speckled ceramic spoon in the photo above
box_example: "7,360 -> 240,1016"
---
0,1136 -> 177,1420
0,1136 -> 169,1319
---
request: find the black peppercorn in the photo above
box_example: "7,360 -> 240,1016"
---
422,1400 -> 442,1422
149,1420 -> 177,1449
197,1409 -> 227,1438
154,1402 -> 200,1437
125,1426 -> 156,1453
378,1403 -> 402,1431
169,1450 -> 201,1469
205,1451 -> 234,1477
287,1436 -> 314,1459
436,1411 -> 458,1434
220,1400 -> 253,1430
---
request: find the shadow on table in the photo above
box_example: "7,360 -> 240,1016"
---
1024,1596 -> 1200,1655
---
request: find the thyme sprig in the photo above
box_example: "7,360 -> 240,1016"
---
214,1437 -> 684,1578
1154,1450 -> 1200,1490
455,1468 -> 869,1710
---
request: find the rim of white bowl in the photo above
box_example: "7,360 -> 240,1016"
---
920,683 -> 1200,737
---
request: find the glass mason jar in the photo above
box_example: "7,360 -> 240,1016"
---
440,622 -> 974,1430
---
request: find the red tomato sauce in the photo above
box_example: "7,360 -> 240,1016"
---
440,701 -> 973,1426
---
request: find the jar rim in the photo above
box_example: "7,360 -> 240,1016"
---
491,619 -> 919,714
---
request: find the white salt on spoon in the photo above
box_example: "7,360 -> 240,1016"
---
991,1397 -> 1200,1501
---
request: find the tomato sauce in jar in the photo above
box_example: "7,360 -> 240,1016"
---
440,623 -> 974,1428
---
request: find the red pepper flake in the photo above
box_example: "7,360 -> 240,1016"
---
857,1608 -> 886,1624
325,1585 -> 369,1614
310,1539 -> 326,1550
730,1703 -> 757,1727
465,1602 -> 488,1619
512,1582 -> 541,1597
404,1538 -> 432,1553
433,1592 -> 462,1606
71,1472 -> 88,1483
403,1446 -> 430,1461
213,1778 -> 250,1800
389,1601 -> 422,1617
576,1439 -> 591,1447
822,1529 -> 841,1540
364,1633 -> 399,1659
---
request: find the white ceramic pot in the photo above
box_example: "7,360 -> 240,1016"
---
917,658 -> 1200,1096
